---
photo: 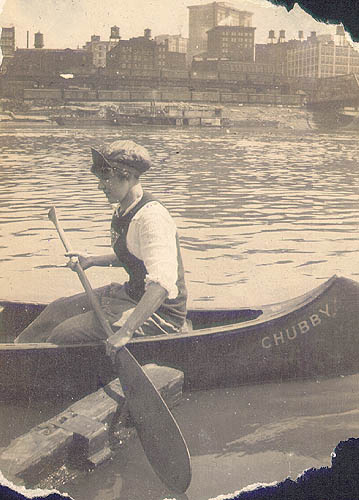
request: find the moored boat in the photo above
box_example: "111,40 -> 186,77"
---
52,105 -> 112,127
1,274 -> 359,400
107,102 -> 227,127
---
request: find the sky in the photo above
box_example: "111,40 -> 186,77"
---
0,0 -> 352,50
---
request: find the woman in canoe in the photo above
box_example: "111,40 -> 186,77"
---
15,139 -> 187,355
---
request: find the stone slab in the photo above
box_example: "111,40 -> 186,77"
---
0,364 -> 184,486
0,424 -> 73,484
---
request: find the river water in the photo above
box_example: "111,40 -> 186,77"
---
1,117 -> 359,499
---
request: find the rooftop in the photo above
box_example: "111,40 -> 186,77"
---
188,1 -> 252,14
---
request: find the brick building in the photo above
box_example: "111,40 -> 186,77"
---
154,34 -> 188,54
191,56 -> 275,80
187,2 -> 253,62
255,30 -> 302,75
2,48 -> 94,77
83,27 -> 120,68
106,29 -> 186,77
207,25 -> 255,61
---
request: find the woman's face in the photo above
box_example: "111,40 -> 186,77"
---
97,171 -> 131,204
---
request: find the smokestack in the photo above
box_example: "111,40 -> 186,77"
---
27,30 -> 29,48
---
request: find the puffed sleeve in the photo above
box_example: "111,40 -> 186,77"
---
134,203 -> 179,299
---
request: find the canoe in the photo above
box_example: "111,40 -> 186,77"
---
1,274 -> 359,400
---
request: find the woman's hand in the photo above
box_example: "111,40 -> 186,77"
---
105,328 -> 134,362
65,252 -> 93,271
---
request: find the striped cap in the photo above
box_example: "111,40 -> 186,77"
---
91,140 -> 152,176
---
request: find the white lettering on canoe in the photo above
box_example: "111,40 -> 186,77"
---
261,303 -> 331,349
319,304 -> 330,317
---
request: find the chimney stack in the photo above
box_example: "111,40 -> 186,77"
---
298,30 -> 303,40
268,30 -> 275,44
144,28 -> 151,39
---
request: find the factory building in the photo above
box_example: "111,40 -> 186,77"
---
3,49 -> 93,78
187,1 -> 253,62
287,27 -> 359,78
106,29 -> 186,77
154,34 -> 188,54
83,26 -> 120,68
207,25 -> 255,61
255,30 -> 302,75
256,26 -> 359,78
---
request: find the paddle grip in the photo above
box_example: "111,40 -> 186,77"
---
48,206 -> 114,338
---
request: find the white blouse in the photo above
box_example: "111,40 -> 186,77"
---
112,201 -> 179,299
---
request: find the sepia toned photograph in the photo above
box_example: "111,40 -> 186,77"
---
0,0 -> 359,499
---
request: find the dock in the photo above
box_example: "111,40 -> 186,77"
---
0,364 -> 184,488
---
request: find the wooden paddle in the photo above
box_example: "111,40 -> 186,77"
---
48,206 -> 192,493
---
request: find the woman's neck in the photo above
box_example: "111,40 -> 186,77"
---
120,183 -> 143,213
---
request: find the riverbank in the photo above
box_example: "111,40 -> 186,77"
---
0,100 -> 314,131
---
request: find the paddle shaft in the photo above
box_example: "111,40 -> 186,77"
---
48,207 -> 114,338
48,206 -> 192,493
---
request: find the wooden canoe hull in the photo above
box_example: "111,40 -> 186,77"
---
1,275 -> 359,399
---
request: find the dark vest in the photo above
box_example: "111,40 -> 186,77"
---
111,192 -> 187,329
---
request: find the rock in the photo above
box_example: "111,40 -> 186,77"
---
0,364 -> 184,487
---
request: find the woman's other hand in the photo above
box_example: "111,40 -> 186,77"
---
65,252 -> 93,271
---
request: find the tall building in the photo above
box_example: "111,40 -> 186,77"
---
187,2 -> 253,62
83,27 -> 120,68
0,27 -> 15,58
207,25 -> 255,61
287,28 -> 359,78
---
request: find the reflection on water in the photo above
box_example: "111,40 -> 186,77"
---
1,125 -> 359,308
62,374 -> 359,500
1,124 -> 359,499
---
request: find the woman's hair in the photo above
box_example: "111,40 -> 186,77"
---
115,166 -> 139,181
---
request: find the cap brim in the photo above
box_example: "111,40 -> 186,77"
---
91,147 -> 112,170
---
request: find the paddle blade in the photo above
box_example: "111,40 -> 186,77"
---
115,347 -> 192,493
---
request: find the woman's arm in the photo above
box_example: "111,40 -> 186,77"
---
66,252 -> 120,270
106,282 -> 168,356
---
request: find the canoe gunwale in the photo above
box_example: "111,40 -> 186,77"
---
0,275 -> 338,348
